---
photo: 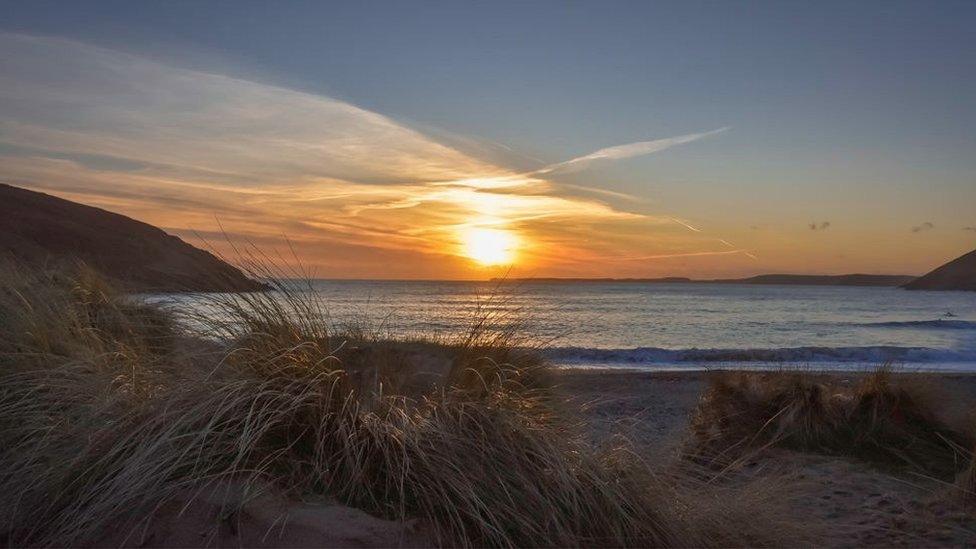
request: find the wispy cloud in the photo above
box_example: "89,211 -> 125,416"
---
0,32 -> 734,278
0,34 -> 493,187
964,226 -> 976,233
809,221 -> 831,231
911,221 -> 935,233
534,128 -> 728,175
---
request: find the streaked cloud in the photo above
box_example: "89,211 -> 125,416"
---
911,221 -> 935,233
0,32 -> 733,278
534,127 -> 728,175
809,221 -> 831,231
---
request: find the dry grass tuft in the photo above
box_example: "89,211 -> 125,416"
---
690,367 -> 973,478
1,262 -> 796,548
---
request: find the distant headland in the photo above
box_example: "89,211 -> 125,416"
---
904,248 -> 976,292
491,274 -> 917,287
493,257 -> 976,290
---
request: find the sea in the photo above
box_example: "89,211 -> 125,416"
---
157,280 -> 976,373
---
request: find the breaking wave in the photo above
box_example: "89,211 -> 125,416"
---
545,345 -> 976,365
854,319 -> 976,330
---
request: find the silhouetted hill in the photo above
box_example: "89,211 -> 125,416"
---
0,184 -> 265,292
903,248 -> 976,291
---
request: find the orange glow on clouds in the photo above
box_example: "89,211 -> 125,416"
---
7,33 -> 967,279
1,34 -> 708,278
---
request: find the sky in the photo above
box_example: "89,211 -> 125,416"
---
1,1 -> 974,279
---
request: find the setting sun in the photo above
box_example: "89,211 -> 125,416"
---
461,227 -> 518,266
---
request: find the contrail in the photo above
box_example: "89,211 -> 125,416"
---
534,127 -> 729,175
667,218 -> 760,261
669,217 -> 703,233
616,249 -> 749,261
521,125 -> 754,263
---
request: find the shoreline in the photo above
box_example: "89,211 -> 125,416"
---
552,361 -> 976,373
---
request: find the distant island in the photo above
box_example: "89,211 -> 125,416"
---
492,273 -> 917,287
0,184 -> 265,292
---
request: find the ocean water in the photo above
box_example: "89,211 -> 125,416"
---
159,281 -> 976,372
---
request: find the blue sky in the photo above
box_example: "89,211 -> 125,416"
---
1,1 -> 974,277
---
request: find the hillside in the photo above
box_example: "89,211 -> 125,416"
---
0,184 -> 265,292
904,248 -> 976,291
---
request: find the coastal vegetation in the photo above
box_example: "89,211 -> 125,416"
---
689,368 -> 975,479
0,261 -> 812,547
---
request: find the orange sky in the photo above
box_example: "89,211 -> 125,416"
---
2,33 -> 973,280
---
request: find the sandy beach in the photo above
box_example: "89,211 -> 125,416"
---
558,368 -> 976,547
556,369 -> 707,447
558,368 -> 976,443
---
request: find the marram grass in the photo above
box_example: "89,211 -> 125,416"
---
0,262 -> 815,547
